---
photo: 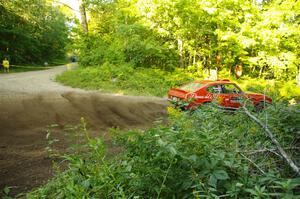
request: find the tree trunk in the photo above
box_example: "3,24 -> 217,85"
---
178,39 -> 183,68
193,50 -> 196,66
297,66 -> 300,85
259,66 -> 263,78
79,0 -> 88,33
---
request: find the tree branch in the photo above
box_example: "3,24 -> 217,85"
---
242,106 -> 300,176
239,153 -> 266,174
52,1 -> 80,12
245,147 -> 300,157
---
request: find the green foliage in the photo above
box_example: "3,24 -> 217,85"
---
57,62 -> 300,103
1,186 -> 13,199
74,0 -> 300,80
236,77 -> 300,101
56,63 -> 191,96
27,104 -> 300,198
0,0 -> 69,64
0,57 -> 68,73
267,103 -> 300,139
76,22 -> 178,70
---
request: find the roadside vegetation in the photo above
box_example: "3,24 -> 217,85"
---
0,65 -> 48,74
57,63 -> 192,96
57,64 -> 300,101
0,58 -> 69,74
57,0 -> 300,100
39,0 -> 300,197
0,1 -> 70,66
25,103 -> 300,198
71,0 -> 300,79
1,0 -> 300,198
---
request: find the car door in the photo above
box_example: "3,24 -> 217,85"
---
220,84 -> 243,108
206,84 -> 224,105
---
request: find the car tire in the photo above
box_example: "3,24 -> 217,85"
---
255,101 -> 270,112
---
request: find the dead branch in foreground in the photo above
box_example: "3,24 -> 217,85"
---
239,153 -> 266,174
242,106 -> 300,176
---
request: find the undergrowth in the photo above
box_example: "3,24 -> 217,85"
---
235,77 -> 300,102
56,62 -> 191,97
57,63 -> 300,101
26,102 -> 300,198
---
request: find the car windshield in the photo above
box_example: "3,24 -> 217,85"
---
222,84 -> 243,94
180,82 -> 202,92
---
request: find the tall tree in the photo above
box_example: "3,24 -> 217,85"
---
73,0 -> 300,80
0,0 -> 69,64
79,0 -> 88,33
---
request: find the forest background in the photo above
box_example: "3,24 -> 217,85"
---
1,0 -> 300,198
73,0 -> 300,82
1,0 -> 300,82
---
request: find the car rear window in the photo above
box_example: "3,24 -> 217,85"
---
180,82 -> 203,92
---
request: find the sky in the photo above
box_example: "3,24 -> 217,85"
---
60,0 -> 81,19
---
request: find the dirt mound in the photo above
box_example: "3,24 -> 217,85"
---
0,91 -> 168,195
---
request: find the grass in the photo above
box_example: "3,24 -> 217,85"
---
56,63 -> 300,101
56,63 -> 192,97
0,58 -> 70,74
0,65 -> 49,73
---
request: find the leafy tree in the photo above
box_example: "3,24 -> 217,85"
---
0,0 -> 69,64
73,0 -> 300,80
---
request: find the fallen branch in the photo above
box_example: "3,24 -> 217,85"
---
246,148 -> 282,158
242,106 -> 300,176
245,147 -> 300,158
239,153 -> 266,174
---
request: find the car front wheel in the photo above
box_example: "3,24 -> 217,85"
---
255,101 -> 270,112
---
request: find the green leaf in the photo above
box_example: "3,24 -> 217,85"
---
189,154 -> 198,163
213,170 -> 229,180
3,186 -> 10,195
157,138 -> 166,147
209,175 -> 218,188
82,180 -> 90,189
168,146 -> 177,156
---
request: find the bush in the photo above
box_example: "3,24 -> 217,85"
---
236,77 -> 300,101
56,63 -> 191,97
75,23 -> 178,70
27,104 -> 300,198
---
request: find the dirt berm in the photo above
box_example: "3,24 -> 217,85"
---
0,66 -> 168,195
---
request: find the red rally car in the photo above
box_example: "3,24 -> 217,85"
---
168,79 -> 272,110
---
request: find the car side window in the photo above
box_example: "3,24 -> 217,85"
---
222,84 -> 242,94
206,85 -> 222,94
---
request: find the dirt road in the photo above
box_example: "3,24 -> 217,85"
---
0,65 -> 168,195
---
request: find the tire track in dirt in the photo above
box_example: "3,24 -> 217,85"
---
0,65 -> 168,195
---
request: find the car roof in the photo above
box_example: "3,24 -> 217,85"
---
195,79 -> 233,85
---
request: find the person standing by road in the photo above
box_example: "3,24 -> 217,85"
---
2,58 -> 10,73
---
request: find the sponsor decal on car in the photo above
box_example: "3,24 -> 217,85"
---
193,95 -> 212,99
